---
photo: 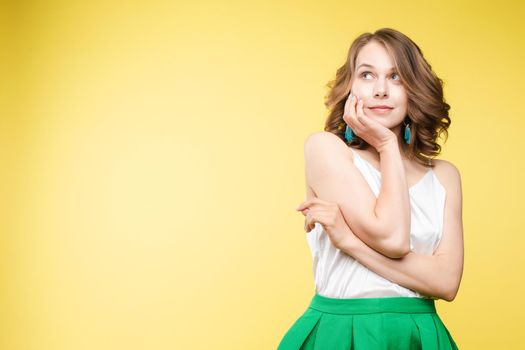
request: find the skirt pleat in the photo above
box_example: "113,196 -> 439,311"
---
312,313 -> 353,350
383,313 -> 421,349
411,313 -> 440,349
352,314 -> 383,349
277,293 -> 459,350
277,307 -> 322,349
431,314 -> 458,350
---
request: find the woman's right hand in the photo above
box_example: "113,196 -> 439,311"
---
342,93 -> 397,153
296,197 -> 358,252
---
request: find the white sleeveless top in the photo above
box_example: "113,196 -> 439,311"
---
306,148 -> 446,299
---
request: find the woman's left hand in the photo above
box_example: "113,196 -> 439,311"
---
296,198 -> 357,251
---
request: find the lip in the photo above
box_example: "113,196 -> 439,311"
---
367,106 -> 394,114
368,105 -> 393,109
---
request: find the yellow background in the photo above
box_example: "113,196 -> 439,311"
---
1,0 -> 524,349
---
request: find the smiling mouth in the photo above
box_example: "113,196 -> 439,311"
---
367,107 -> 394,113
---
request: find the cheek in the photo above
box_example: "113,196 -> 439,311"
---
392,90 -> 408,108
350,83 -> 370,99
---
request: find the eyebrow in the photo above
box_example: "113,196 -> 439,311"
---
356,63 -> 396,71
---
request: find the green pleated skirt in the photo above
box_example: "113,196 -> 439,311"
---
277,293 -> 458,350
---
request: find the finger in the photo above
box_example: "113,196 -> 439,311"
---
306,211 -> 331,232
349,95 -> 359,123
296,197 -> 330,211
305,211 -> 319,232
305,219 -> 315,232
296,198 -> 318,210
343,93 -> 357,124
299,207 -> 316,217
356,98 -> 369,124
304,212 -> 312,231
354,98 -> 368,126
296,200 -> 309,211
306,212 -> 326,231
344,93 -> 355,116
345,96 -> 365,132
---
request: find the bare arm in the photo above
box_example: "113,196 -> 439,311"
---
339,160 -> 464,301
304,131 -> 410,258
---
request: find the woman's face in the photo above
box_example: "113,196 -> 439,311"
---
351,41 -> 408,130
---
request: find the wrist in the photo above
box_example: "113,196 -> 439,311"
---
339,231 -> 360,255
377,137 -> 398,154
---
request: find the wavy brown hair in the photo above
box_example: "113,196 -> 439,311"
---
324,28 -> 451,167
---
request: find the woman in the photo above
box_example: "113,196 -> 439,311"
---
277,28 -> 463,349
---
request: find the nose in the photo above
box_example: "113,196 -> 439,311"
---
373,78 -> 388,98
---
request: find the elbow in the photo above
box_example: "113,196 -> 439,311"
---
435,276 -> 461,302
388,246 -> 411,259
381,235 -> 411,259
440,290 -> 457,302
441,283 -> 461,302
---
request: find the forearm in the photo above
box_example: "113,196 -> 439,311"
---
349,226 -> 409,259
302,132 -> 410,258
373,140 -> 411,246
348,141 -> 410,257
341,231 -> 457,301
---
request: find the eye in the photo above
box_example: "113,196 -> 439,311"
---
360,71 -> 373,80
360,71 -> 400,81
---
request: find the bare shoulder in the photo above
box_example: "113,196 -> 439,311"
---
303,131 -> 353,160
432,159 -> 462,194
304,131 -> 345,148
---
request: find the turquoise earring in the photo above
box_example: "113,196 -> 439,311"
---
344,125 -> 354,142
404,122 -> 411,144
346,123 -> 411,144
